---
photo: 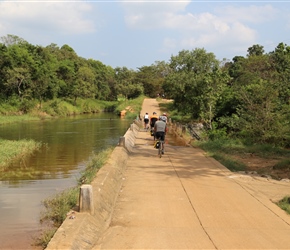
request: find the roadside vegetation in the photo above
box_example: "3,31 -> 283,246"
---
277,196 -> 290,215
195,139 -> 290,178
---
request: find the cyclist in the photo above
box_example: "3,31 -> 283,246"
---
154,116 -> 167,154
159,113 -> 168,124
143,112 -> 149,130
150,112 -> 159,140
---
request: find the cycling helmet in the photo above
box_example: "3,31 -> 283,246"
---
159,116 -> 166,122
163,113 -> 167,116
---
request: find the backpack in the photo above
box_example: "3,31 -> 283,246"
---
154,141 -> 160,149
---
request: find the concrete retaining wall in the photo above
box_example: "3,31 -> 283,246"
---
45,122 -> 140,250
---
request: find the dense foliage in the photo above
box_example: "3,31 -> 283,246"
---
162,46 -> 290,146
0,35 -> 162,108
0,34 -> 289,146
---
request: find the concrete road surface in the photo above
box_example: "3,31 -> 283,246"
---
92,98 -> 290,250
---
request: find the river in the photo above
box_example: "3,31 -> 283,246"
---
0,113 -> 132,249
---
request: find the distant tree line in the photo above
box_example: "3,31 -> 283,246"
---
0,34 -> 289,146
0,35 -> 164,105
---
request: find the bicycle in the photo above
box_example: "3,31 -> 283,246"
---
156,139 -> 164,158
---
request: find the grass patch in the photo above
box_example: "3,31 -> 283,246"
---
273,159 -> 290,170
34,228 -> 57,249
195,138 -> 290,158
0,97 -> 139,119
245,144 -> 290,158
37,147 -> 114,249
114,95 -> 145,119
195,138 -> 245,154
41,187 -> 79,227
0,114 -> 40,124
193,138 -> 290,173
211,153 -> 247,172
194,138 -> 247,171
78,147 -> 114,185
277,196 -> 290,215
0,138 -> 42,169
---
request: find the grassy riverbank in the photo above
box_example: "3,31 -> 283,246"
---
0,138 -> 43,170
0,96 -> 145,125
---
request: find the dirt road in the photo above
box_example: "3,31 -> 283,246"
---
92,98 -> 290,249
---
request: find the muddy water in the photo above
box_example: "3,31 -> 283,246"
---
0,113 -> 131,250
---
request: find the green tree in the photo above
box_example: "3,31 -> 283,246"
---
164,48 -> 228,127
1,34 -> 27,47
247,44 -> 265,57
87,59 -> 112,100
227,47 -> 289,144
270,42 -> 290,105
71,66 -> 96,105
4,67 -> 31,100
114,67 -> 143,99
54,45 -> 79,98
3,44 -> 35,100
135,61 -> 169,98
29,46 -> 59,106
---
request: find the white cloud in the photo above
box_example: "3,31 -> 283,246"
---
216,4 -> 277,24
0,2 -> 96,36
177,20 -> 256,58
121,2 -> 271,60
121,0 -> 190,13
120,1 -> 258,46
121,1 -> 191,29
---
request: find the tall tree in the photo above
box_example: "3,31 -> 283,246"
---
71,66 -> 96,105
271,42 -> 290,105
247,44 -> 265,57
3,43 -> 35,100
163,48 -> 228,127
29,46 -> 59,105
135,64 -> 165,98
87,59 -> 112,100
114,67 -> 143,99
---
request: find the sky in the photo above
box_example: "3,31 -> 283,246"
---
0,0 -> 289,70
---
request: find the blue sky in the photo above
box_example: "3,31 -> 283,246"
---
0,1 -> 289,70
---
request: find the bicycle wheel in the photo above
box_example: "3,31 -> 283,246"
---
157,141 -> 161,158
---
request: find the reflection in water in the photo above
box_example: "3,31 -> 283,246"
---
0,113 -> 131,249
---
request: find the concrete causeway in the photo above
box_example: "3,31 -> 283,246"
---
46,98 -> 290,250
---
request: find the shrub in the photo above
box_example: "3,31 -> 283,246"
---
277,196 -> 290,215
273,159 -> 290,170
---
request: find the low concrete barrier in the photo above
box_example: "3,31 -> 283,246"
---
45,122 -> 140,250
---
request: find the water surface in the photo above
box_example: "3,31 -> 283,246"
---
0,113 -> 131,249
